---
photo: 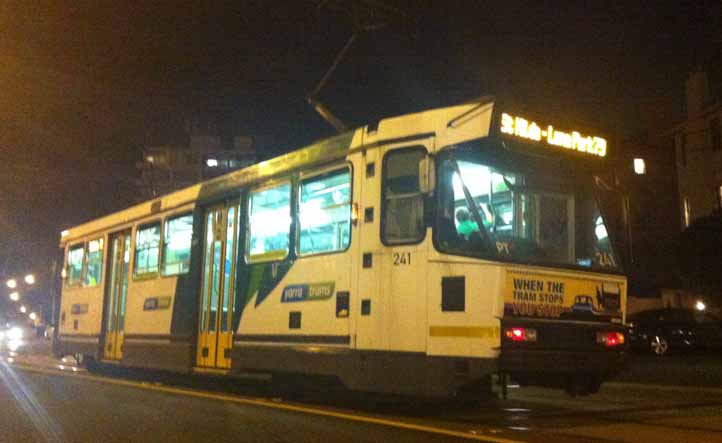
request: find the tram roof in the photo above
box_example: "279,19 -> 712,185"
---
60,99 -> 495,245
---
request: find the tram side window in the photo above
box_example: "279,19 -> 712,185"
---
66,244 -> 84,286
162,214 -> 193,275
298,168 -> 351,255
382,149 -> 426,244
134,223 -> 161,276
248,182 -> 292,262
85,238 -> 104,286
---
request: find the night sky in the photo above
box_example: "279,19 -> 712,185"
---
0,1 -> 720,310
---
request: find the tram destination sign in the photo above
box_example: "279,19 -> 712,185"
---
500,112 -> 607,158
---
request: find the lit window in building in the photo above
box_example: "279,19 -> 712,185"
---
206,158 -> 219,167
633,158 -> 646,175
683,197 -> 691,228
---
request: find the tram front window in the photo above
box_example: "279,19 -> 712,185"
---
435,147 -> 619,272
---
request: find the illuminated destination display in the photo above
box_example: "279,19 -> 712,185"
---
500,112 -> 607,157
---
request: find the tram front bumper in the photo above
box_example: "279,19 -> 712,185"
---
500,348 -> 627,376
498,320 -> 628,389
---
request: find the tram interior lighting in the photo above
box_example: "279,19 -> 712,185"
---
6,279 -> 17,289
206,158 -> 218,167
24,274 -> 35,285
9,292 -> 20,302
88,240 -> 100,253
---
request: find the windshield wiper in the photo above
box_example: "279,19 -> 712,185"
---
448,154 -> 493,251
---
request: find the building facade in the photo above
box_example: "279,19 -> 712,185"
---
137,135 -> 256,200
672,70 -> 722,228
609,139 -> 680,298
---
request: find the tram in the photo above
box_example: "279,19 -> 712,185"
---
56,98 -> 627,398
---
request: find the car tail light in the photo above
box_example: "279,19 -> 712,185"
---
597,331 -> 625,347
505,327 -> 537,342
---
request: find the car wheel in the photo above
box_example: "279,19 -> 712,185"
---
650,336 -> 669,356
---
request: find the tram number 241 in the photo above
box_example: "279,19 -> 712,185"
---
393,252 -> 411,266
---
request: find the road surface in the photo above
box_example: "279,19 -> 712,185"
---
1,339 -> 721,443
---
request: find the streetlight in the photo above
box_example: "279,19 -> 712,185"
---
24,274 -> 35,285
6,278 -> 17,289
19,305 -> 26,313
9,291 -> 20,302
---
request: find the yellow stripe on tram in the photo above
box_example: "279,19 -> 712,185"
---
429,326 -> 500,339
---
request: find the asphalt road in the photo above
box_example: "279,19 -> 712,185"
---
0,368 -> 476,443
1,339 -> 721,443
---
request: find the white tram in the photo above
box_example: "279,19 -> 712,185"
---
56,98 -> 627,397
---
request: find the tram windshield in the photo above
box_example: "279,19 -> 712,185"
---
434,141 -> 620,272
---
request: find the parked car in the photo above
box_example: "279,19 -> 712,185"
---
627,308 -> 722,356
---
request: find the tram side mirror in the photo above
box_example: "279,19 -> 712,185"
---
418,155 -> 436,194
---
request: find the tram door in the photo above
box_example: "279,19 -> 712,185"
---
103,230 -> 131,361
196,201 -> 239,369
